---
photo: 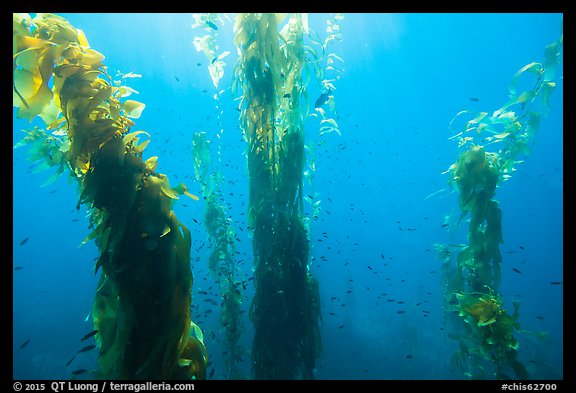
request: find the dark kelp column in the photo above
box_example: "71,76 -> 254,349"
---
232,13 -> 322,379
13,13 -> 207,379
436,20 -> 562,380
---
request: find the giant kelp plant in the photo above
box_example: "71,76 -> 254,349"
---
191,14 -> 247,379
436,21 -> 562,380
192,131 -> 246,380
13,13 -> 207,379
232,13 -> 322,379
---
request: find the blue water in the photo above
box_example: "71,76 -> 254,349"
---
12,13 -> 563,380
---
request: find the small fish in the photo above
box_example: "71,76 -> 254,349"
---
338,325 -> 345,329
469,97 -> 480,102
512,268 -> 522,274
192,218 -> 198,224
406,354 -> 413,359
81,330 -> 99,341
14,266 -> 24,271
208,368 -> 215,379
19,339 -> 31,349
519,246 -> 525,250
380,254 -> 385,259
329,312 -> 336,316
283,93 -> 291,98
71,369 -> 89,376
440,224 -> 449,228
78,344 -> 96,353
314,89 -> 332,109
65,355 -> 77,367
535,316 -> 545,320
550,281 -> 562,285
19,237 -> 29,246
396,310 -> 406,314
197,62 -> 202,66
175,76 -> 180,82
367,265 -> 372,270
206,21 -> 218,30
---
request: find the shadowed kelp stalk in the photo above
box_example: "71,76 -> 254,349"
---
233,13 -> 322,380
13,13 -> 207,379
436,19 -> 562,380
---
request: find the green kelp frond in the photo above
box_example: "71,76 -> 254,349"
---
192,13 -> 230,89
14,126 -> 70,187
306,14 -> 345,138
446,25 -> 562,182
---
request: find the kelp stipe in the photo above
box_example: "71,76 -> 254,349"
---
436,19 -> 562,380
13,13 -> 207,379
232,13 -> 322,379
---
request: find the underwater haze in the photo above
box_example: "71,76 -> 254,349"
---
13,13 -> 563,380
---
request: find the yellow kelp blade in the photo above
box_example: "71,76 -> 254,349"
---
145,156 -> 158,172
123,100 -> 145,118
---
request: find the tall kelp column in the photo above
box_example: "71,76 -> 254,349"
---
192,132 -> 245,379
232,13 -> 322,379
435,21 -> 562,380
191,14 -> 246,380
13,13 -> 207,379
